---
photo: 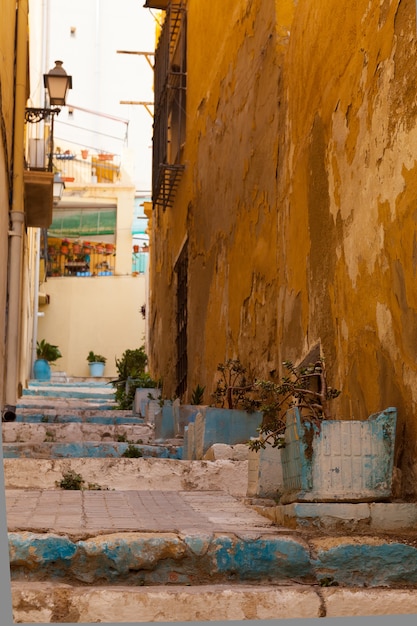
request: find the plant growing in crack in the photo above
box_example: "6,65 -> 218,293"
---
212,358 -> 258,411
248,358 -> 340,451
121,444 -> 143,458
58,470 -> 84,490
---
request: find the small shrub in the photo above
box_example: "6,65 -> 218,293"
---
212,358 -> 258,411
111,347 -> 161,410
36,339 -> 62,363
44,430 -> 56,442
248,358 -> 340,451
58,470 -> 84,490
87,351 -> 107,364
191,384 -> 205,405
121,444 -> 143,458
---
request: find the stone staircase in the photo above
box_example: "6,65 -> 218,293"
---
3,379 -> 417,622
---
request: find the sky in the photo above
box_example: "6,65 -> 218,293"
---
37,0 -> 159,192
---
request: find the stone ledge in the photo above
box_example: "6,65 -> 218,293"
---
11,581 -> 417,623
250,501 -> 417,532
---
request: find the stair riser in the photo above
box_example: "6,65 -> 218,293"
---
11,583 -> 417,623
3,459 -> 250,496
14,415 -> 143,424
9,532 -> 417,588
3,424 -> 152,444
3,442 -> 182,459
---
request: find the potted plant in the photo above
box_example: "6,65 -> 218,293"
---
185,359 -> 262,460
87,351 -> 107,377
34,339 -> 62,381
60,239 -> 70,255
248,357 -> 397,503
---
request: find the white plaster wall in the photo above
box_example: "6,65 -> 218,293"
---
37,275 -> 146,378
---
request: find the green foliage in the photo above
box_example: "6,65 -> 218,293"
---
212,358 -> 259,411
58,470 -> 84,490
87,351 -> 106,364
111,347 -> 160,410
121,444 -> 143,458
191,384 -> 205,405
36,339 -> 62,363
248,358 -> 341,452
115,347 -> 148,380
44,430 -> 56,442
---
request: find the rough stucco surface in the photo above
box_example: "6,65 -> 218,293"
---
0,1 -> 17,410
148,0 -> 417,498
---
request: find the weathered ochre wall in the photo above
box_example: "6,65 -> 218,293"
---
148,0 -> 417,497
0,2 -> 20,409
149,0 -> 293,390
278,0 -> 417,497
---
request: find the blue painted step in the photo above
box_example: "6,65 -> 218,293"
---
9,531 -> 417,587
15,414 -> 144,424
22,389 -> 115,400
3,442 -> 182,459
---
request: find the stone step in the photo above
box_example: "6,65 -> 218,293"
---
16,399 -> 116,412
14,411 -> 143,424
2,422 -> 154,444
7,525 -> 417,588
22,388 -> 115,400
2,441 -> 183,459
14,581 -> 417,623
28,379 -> 113,387
7,488 -> 417,589
3,459 -> 250,496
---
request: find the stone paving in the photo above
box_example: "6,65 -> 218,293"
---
6,489 -> 275,536
5,379 -> 417,621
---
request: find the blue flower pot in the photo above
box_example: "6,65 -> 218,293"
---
89,362 -> 105,377
33,359 -> 51,381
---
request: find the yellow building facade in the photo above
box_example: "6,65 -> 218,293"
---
146,0 -> 417,499
0,1 -> 37,420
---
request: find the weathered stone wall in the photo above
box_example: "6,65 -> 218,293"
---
279,0 -> 417,497
148,0 -> 417,497
0,2 -> 18,409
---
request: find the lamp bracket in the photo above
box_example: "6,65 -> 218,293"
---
25,107 -> 61,123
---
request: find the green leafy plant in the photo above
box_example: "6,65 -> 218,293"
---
248,358 -> 340,451
87,351 -> 106,364
121,444 -> 143,458
44,430 -> 56,442
115,347 -> 148,380
36,339 -> 62,363
58,470 -> 84,490
111,347 -> 161,410
191,384 -> 205,405
212,358 -> 258,411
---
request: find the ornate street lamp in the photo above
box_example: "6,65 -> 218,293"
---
25,61 -> 72,171
43,60 -> 73,106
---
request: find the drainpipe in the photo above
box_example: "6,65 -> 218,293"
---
3,0 -> 29,422
31,228 -> 41,376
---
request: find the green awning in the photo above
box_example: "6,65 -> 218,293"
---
48,207 -> 116,237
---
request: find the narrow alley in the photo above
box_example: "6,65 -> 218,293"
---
3,377 -> 417,622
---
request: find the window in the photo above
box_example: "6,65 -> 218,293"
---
153,1 -> 187,210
